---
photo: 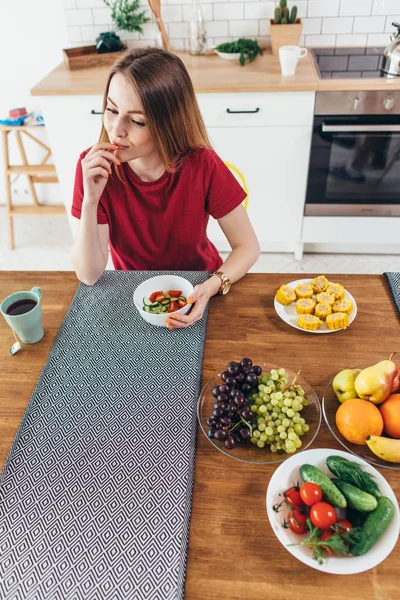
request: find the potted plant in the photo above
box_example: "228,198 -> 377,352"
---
270,1 -> 302,56
97,0 -> 151,53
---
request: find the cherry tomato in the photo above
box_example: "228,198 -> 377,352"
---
154,293 -> 166,303
168,290 -> 182,298
167,301 -> 179,313
334,519 -> 353,535
176,298 -> 187,309
287,508 -> 308,534
284,486 -> 305,509
149,291 -> 161,303
300,482 -> 323,507
310,502 -> 337,530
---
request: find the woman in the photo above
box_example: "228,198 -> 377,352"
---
71,47 -> 260,329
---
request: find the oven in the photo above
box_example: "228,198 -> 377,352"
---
305,90 -> 400,216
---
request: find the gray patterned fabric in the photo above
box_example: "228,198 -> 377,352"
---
0,271 -> 209,600
384,272 -> 400,316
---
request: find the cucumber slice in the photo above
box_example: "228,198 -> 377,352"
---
161,299 -> 170,305
143,296 -> 152,307
149,302 -> 160,309
144,306 -> 151,313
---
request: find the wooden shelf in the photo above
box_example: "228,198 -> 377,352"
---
7,164 -> 57,175
9,205 -> 65,216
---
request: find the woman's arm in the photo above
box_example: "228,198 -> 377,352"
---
70,215 -> 110,286
166,204 -> 260,329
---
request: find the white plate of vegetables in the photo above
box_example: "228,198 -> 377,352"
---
266,448 -> 399,574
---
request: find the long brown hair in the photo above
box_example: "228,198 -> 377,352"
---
99,47 -> 211,172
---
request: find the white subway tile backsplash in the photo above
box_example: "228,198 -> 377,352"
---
308,1 -> 340,18
367,32 -> 393,45
340,0 -> 372,17
92,8 -> 113,26
229,19 -> 258,36
385,17 -> 400,32
322,17 -> 353,34
372,0 -> 399,15
353,16 -> 385,33
305,34 -> 336,47
336,33 -> 368,46
214,3 -> 243,20
301,18 -> 322,35
65,8 -> 93,26
63,0 -> 399,51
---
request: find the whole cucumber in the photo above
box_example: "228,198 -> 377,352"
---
326,455 -> 381,498
351,497 -> 395,556
331,479 -> 377,512
299,464 -> 347,508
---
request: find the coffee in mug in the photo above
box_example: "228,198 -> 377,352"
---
1,286 -> 44,344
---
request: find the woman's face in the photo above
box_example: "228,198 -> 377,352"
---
103,72 -> 156,162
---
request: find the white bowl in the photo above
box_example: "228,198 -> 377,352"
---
214,50 -> 241,61
133,275 -> 194,327
266,448 -> 400,574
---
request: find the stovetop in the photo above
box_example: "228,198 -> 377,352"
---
312,47 -> 385,79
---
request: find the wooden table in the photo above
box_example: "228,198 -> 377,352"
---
1,272 -> 399,599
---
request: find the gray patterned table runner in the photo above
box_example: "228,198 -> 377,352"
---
384,272 -> 400,317
0,271 -> 209,600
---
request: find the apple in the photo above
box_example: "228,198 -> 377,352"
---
332,368 -> 362,403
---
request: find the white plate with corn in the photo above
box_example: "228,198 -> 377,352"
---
274,276 -> 357,334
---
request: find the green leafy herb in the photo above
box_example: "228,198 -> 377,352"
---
215,38 -> 263,66
326,455 -> 381,499
288,519 -> 362,564
103,0 -> 150,35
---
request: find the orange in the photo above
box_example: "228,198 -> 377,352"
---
336,398 -> 384,446
379,393 -> 400,439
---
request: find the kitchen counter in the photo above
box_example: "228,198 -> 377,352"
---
31,49 -> 400,96
1,271 -> 399,598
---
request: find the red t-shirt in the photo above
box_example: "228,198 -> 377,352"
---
71,147 -> 246,271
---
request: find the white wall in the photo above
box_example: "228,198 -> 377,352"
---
0,0 -> 69,207
63,0 -> 400,51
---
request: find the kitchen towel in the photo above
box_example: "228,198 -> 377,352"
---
0,271 -> 209,600
384,272 -> 400,317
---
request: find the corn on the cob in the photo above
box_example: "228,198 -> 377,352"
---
297,314 -> 322,331
276,285 -> 296,305
316,292 -> 335,305
326,312 -> 349,330
333,298 -> 353,315
296,298 -> 316,314
314,302 -> 332,320
311,275 -> 329,294
326,283 -> 345,300
295,284 -> 313,299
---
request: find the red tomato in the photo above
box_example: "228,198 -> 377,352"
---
167,301 -> 179,313
154,293 -> 166,303
334,519 -> 353,535
177,298 -> 187,309
310,502 -> 337,530
284,486 -> 305,509
287,508 -> 308,534
300,482 -> 323,506
168,290 -> 182,298
149,291 -> 161,303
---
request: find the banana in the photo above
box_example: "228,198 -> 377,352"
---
366,435 -> 400,463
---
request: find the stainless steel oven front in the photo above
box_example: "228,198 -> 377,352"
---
305,91 -> 400,216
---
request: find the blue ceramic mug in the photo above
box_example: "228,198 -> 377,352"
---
1,286 -> 44,344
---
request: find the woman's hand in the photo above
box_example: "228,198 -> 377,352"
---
165,279 -> 219,330
82,142 -> 120,205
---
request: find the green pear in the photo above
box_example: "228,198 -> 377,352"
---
355,356 -> 399,405
332,368 -> 362,403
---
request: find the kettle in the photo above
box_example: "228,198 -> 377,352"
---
381,22 -> 400,77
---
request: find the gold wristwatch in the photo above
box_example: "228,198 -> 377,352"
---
210,271 -> 231,295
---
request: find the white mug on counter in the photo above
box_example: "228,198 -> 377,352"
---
279,45 -> 308,76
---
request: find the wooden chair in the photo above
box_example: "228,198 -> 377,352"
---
1,125 -> 65,249
223,161 -> 249,212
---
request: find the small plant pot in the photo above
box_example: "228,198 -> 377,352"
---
270,19 -> 303,55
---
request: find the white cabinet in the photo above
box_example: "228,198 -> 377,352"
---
38,91 -> 315,252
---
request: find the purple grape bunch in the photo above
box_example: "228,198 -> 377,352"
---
206,358 -> 263,450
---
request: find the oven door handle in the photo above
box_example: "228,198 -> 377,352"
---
322,124 -> 400,133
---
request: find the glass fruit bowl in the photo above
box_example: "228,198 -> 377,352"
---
322,373 -> 400,470
197,361 -> 321,464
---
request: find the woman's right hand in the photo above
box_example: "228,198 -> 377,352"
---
81,142 -> 120,205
